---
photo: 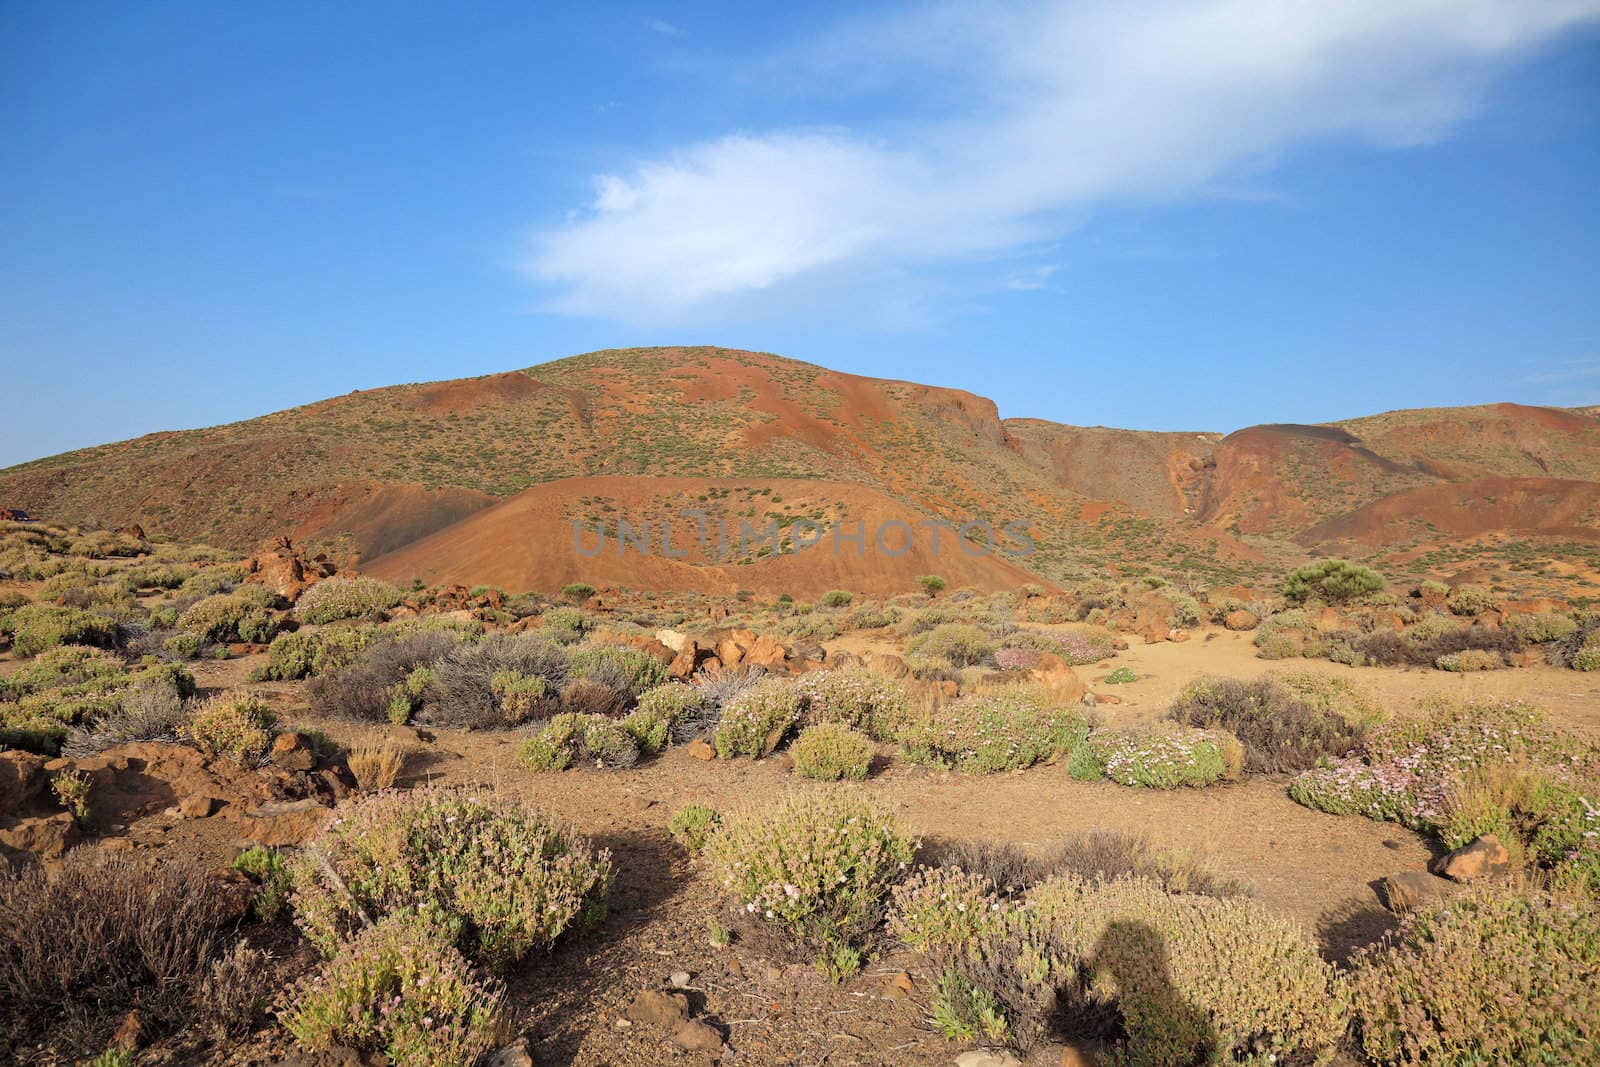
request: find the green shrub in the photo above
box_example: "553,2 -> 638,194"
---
540,606 -> 592,643
1446,583 -> 1497,616
162,632 -> 204,659
182,692 -> 276,763
1282,559 -> 1384,603
560,582 -> 596,603
1103,666 -> 1137,684
280,912 -> 505,1067
253,627 -> 373,681
791,723 -> 874,781
1091,725 -> 1244,788
1167,675 -> 1366,774
704,792 -> 915,973
1272,669 -> 1385,726
794,668 -> 910,740
819,589 -> 854,608
519,712 -> 640,771
1508,611 -> 1577,644
1436,648 -> 1504,672
566,644 -> 669,697
634,682 -> 707,737
713,677 -> 804,759
421,633 -> 566,729
289,787 -> 611,968
897,687 -> 1094,774
293,576 -> 402,624
177,593 -> 279,644
1349,885 -> 1598,1064
232,846 -> 292,921
906,623 -> 995,667
1574,630 -> 1600,671
1,604 -> 118,656
668,803 -> 722,853
917,575 -> 947,598
840,603 -> 896,630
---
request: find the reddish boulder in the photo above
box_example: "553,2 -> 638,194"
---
0,812 -> 81,859
269,732 -> 319,772
1430,834 -> 1512,882
241,536 -> 333,602
0,749 -> 47,811
1223,610 -> 1259,631
240,798 -> 331,846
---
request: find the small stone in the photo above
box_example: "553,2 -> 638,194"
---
671,1019 -> 724,1053
1430,833 -> 1512,883
178,794 -> 216,819
956,1051 -> 1022,1067
485,1038 -> 534,1067
669,970 -> 692,988
687,738 -> 716,761
1382,839 -> 1404,851
614,1017 -> 633,1030
628,796 -> 655,813
626,989 -> 690,1030
1378,871 -> 1448,914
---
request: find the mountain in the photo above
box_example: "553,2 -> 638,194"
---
3,347 -> 1597,595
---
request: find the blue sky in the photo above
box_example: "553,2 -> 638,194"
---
2,1 -> 1598,468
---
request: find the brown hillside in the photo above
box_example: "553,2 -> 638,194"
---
1301,477 -> 1600,546
363,476 -> 1044,597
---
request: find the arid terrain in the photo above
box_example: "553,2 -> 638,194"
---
3,349 -> 1599,1067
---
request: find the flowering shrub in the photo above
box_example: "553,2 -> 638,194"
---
520,712 -> 640,771
793,669 -> 910,740
294,576 -> 403,625
290,788 -> 612,969
668,803 -> 722,853
888,865 -> 1004,951
993,647 -> 1039,670
1057,629 -> 1116,665
897,687 -> 1094,774
713,677 -> 804,759
1091,725 -> 1243,788
279,912 -> 505,1067
791,723 -> 874,781
182,691 -> 276,763
1349,884 -> 1599,1063
906,623 -> 995,667
703,792 -> 915,965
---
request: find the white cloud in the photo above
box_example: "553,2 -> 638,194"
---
646,17 -> 686,38
525,0 -> 1600,320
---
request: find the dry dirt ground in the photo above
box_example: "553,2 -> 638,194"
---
76,632 -> 1594,1067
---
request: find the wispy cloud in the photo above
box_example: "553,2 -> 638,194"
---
1521,358 -> 1600,386
645,17 -> 686,39
525,0 -> 1600,322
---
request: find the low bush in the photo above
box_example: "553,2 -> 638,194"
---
183,691 -> 276,763
0,603 -> 118,656
634,682 -> 711,744
1436,648 -> 1505,672
703,792 -> 916,974
293,576 -> 403,624
60,680 -> 189,757
280,912 -> 505,1067
1446,583 -> 1497,616
840,603 -> 897,630
911,872 -> 1343,1058
1167,675 -> 1366,774
897,687 -> 1094,774
177,592 -> 280,644
566,644 -> 669,699
347,742 -> 407,791
713,677 -> 804,759
794,668 -> 910,740
252,626 -> 373,681
1508,611 -> 1577,645
1282,559 -> 1384,603
791,723 -> 874,781
520,712 -> 640,771
1091,724 -> 1243,788
232,845 -> 293,920
1349,884 -> 1598,1064
668,803 -> 722,853
1036,829 -> 1247,899
906,623 -> 995,667
1103,666 -> 1137,684
421,633 -> 568,729
540,606 -> 592,643
819,589 -> 854,608
889,865 -> 1005,952
1273,668 -> 1385,726
0,851 -> 252,1054
290,787 -> 612,968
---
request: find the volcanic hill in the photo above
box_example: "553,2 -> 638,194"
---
3,347 -> 1598,595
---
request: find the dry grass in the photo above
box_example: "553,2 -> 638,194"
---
347,741 -> 407,791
